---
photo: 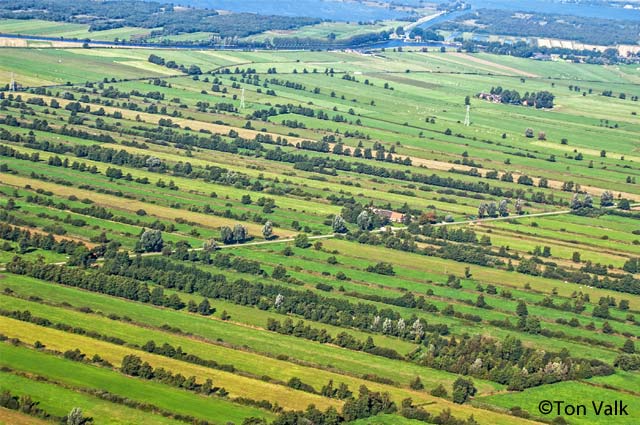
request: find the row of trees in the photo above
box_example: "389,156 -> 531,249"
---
0,221 -> 86,256
273,385 -> 483,425
267,317 -> 402,360
0,390 -> 91,425
3,107 -> 564,229
571,191 -> 632,211
353,214 -> 640,296
477,199 -> 523,218
7,254 -> 618,389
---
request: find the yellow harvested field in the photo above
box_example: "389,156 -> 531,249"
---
0,317 -> 534,424
0,317 -> 339,411
0,408 -> 50,425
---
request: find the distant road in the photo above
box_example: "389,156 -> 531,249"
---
1,206 -> 636,272
404,11 -> 445,31
128,208 -> 576,258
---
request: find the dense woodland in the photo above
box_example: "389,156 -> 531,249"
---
438,9 -> 640,46
0,0 -> 320,39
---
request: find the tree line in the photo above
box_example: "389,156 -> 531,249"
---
5,255 -> 617,389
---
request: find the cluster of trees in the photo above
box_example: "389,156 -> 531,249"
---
408,27 -> 444,41
366,262 -> 396,276
273,385 -> 396,424
220,224 -> 249,244
418,334 -> 613,390
147,54 -> 202,75
266,317 -> 402,360
487,87 -> 555,109
479,40 -> 636,65
477,199 -> 516,218
614,354 -> 640,371
570,193 -> 594,210
623,258 -> 640,274
412,225 -> 485,245
339,207 -> 387,231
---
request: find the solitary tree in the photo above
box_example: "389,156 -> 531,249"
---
515,199 -> 524,215
272,264 -> 287,280
452,378 -> 477,404
356,210 -> 372,231
622,339 -> 636,354
294,233 -> 310,248
409,376 -> 424,390
618,199 -> 631,210
486,202 -> 498,217
203,238 -> 218,252
262,221 -> 273,239
477,202 -> 487,218
198,298 -> 213,316
233,224 -> 248,243
583,194 -> 593,208
516,300 -> 528,317
332,214 -> 348,233
66,407 -> 92,425
498,199 -> 509,217
430,384 -> 448,398
220,226 -> 233,244
138,229 -> 163,252
121,354 -> 142,376
570,194 -> 582,210
600,191 -> 614,207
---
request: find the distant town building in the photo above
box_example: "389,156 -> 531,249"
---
372,208 -> 405,223
477,92 -> 502,103
532,53 -> 552,61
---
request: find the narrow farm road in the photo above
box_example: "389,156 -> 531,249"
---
0,205 -> 634,273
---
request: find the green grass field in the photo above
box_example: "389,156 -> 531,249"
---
0,43 -> 639,424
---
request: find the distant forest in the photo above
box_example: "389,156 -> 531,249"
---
437,9 -> 640,46
0,0 -> 320,38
